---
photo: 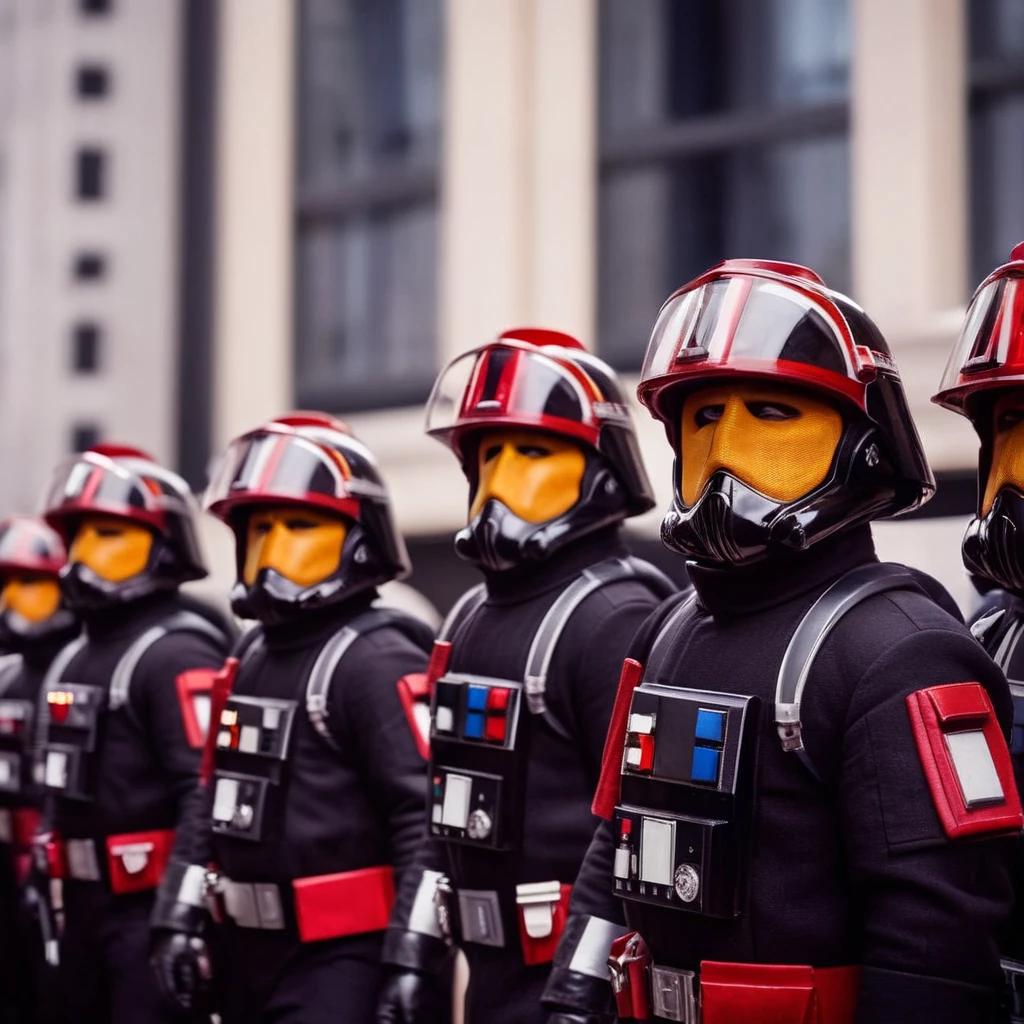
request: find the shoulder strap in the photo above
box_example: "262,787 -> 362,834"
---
642,589 -> 699,683
523,557 -> 678,735
109,609 -> 229,716
304,606 -> 432,754
0,654 -> 23,698
437,584 -> 487,644
775,562 -> 922,781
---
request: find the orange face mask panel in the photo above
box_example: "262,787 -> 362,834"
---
470,429 -> 586,525
680,383 -> 844,505
242,508 -> 348,588
0,576 -> 61,623
983,393 -> 1024,515
69,516 -> 154,583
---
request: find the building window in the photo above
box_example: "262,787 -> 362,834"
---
79,0 -> 112,15
75,147 -> 107,201
969,0 -> 1024,284
71,323 -> 102,372
597,0 -> 851,369
70,424 -> 101,453
73,251 -> 107,282
76,65 -> 110,100
294,0 -> 442,411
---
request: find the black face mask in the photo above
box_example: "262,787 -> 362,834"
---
0,606 -> 78,653
962,488 -> 1024,595
662,426 -> 899,569
661,472 -> 813,566
59,560 -> 167,613
454,461 -> 630,573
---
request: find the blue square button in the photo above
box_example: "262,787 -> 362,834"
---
694,709 -> 725,745
466,686 -> 489,712
691,745 -> 720,784
464,712 -> 485,739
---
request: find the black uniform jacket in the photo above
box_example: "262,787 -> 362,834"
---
553,527 -> 1017,1024
48,592 -> 227,846
172,592 -> 429,955
386,529 -> 668,1022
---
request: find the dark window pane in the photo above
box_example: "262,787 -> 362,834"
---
79,0 -> 112,14
73,251 -> 107,281
599,0 -> 850,135
70,424 -> 101,453
76,65 -> 110,99
295,205 -> 438,409
598,136 -> 850,368
75,148 -> 106,201
297,0 -> 442,191
72,323 -> 101,373
970,0 -> 1024,62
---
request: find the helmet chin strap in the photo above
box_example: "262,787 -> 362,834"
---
963,488 -> 1024,597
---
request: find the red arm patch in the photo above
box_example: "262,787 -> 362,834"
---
906,682 -> 1023,839
175,668 -> 218,749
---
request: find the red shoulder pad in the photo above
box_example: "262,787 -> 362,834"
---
906,682 -> 1023,839
592,658 -> 644,820
175,668 -> 218,749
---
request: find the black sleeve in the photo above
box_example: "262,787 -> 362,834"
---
837,622 -> 1016,1023
330,626 -> 430,883
541,818 -> 623,1016
134,631 -> 226,867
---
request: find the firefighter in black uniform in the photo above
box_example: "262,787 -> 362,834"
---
377,329 -> 675,1024
34,444 -> 231,1023
0,516 -> 79,1023
150,414 -> 433,1024
932,241 -> 1024,1022
541,260 -> 1021,1024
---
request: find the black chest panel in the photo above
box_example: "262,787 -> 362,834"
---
40,681 -> 106,802
211,694 -> 300,842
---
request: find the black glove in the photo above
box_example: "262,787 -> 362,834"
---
150,930 -> 212,1014
376,968 -> 447,1024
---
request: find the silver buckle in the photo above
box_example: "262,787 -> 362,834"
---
515,879 -> 561,940
650,964 -> 698,1023
433,875 -> 454,944
456,888 -> 505,947
223,879 -> 285,930
65,838 -> 101,881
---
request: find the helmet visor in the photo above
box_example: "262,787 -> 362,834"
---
42,454 -> 166,530
640,276 -> 877,408
426,342 -> 614,448
205,431 -> 367,520
937,277 -> 1024,400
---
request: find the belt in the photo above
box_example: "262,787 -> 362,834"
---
211,865 -> 395,944
608,932 -> 859,1024
56,829 -> 175,894
436,879 -> 571,965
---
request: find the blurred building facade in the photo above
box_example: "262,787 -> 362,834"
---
2,0 -> 1024,610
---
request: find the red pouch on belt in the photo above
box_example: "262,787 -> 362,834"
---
293,865 -> 395,943
516,881 -> 571,966
609,931 -> 651,1020
105,829 -> 174,894
700,961 -> 860,1024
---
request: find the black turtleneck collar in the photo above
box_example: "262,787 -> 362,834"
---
259,588 -> 380,652
21,628 -> 82,670
81,590 -> 183,642
686,524 -> 878,619
482,525 -> 628,605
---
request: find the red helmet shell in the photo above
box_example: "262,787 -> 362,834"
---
0,516 -> 67,577
636,259 -> 895,425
